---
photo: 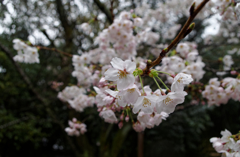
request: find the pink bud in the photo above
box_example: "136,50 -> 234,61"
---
95,70 -> 100,74
111,106 -> 115,110
161,91 -> 166,95
171,74 -> 175,78
72,118 -> 77,122
118,122 -> 123,129
120,114 -> 124,120
125,116 -> 129,122
231,71 -> 238,75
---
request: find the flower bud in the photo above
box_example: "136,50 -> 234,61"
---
125,116 -> 129,122
118,122 -> 123,129
231,70 -> 238,75
120,114 -> 124,120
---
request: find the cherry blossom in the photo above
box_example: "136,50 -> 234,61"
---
104,57 -> 136,90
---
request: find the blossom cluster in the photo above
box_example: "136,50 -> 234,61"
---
210,129 -> 240,157
202,77 -> 240,106
155,42 -> 205,83
57,86 -> 94,112
71,54 -> 100,87
65,118 -> 87,136
223,55 -> 234,70
215,0 -> 240,20
94,57 -> 193,132
13,39 -> 40,63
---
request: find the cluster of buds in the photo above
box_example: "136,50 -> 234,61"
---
65,118 -> 87,136
210,129 -> 240,157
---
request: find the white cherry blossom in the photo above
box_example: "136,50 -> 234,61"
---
104,57 -> 136,90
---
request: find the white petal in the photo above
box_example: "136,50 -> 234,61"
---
132,97 -> 144,114
105,89 -> 119,97
117,74 -> 135,90
104,68 -> 119,81
110,57 -> 124,70
125,60 -> 136,73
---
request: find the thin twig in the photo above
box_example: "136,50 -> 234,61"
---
36,46 -> 73,57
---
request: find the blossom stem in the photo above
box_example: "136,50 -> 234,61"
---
156,76 -> 170,91
153,77 -> 163,92
127,109 -> 134,123
138,74 -> 145,94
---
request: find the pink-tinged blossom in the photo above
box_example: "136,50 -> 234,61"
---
210,129 -> 240,157
133,121 -> 146,132
132,95 -> 158,114
137,111 -> 169,129
99,108 -> 118,124
209,78 -> 221,86
65,118 -> 87,136
117,84 -> 141,107
104,57 -> 136,90
171,73 -> 193,92
137,111 -> 151,124
58,86 -> 86,102
68,94 -> 94,112
94,86 -> 115,107
155,91 -> 187,114
133,17 -> 143,27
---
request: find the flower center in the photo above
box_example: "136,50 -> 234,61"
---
142,98 -> 151,107
164,96 -> 173,105
118,69 -> 128,79
127,88 -> 135,93
177,77 -> 183,83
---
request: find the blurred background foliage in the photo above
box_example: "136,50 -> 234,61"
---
0,0 -> 239,157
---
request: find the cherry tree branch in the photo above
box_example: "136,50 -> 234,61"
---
142,0 -> 210,76
36,46 -> 73,57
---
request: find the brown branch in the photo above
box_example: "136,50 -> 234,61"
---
110,0 -> 115,22
93,0 -> 113,24
142,0 -> 210,76
138,132 -> 144,157
37,46 -> 73,57
0,117 -> 29,129
0,42 -> 80,157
